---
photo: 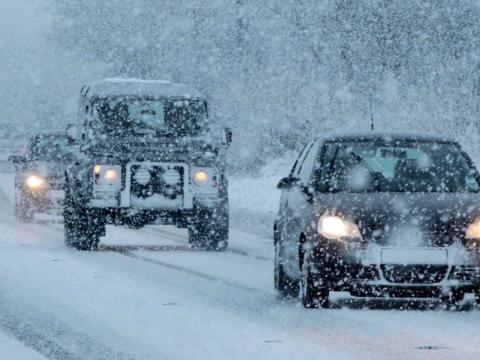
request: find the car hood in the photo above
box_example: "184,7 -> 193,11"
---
314,192 -> 480,246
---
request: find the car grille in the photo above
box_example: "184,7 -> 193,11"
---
366,226 -> 460,247
381,265 -> 448,284
130,165 -> 184,199
450,266 -> 480,282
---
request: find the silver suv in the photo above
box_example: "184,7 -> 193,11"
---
64,78 -> 231,251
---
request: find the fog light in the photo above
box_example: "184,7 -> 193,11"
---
134,167 -> 151,185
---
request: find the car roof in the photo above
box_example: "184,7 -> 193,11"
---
81,78 -> 205,100
318,131 -> 457,144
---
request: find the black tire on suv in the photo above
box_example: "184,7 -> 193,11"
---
64,187 -> 104,250
188,205 -> 229,251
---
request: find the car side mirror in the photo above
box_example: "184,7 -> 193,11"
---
277,176 -> 301,190
222,127 -> 233,146
66,123 -> 79,142
8,155 -> 25,164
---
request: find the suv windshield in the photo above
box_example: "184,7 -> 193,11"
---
91,97 -> 208,137
318,140 -> 480,193
29,135 -> 70,161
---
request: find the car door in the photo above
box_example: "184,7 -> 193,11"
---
282,139 -> 320,277
14,137 -> 34,205
277,140 -> 314,239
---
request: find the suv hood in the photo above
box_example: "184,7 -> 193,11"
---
315,192 -> 480,246
86,136 -> 221,162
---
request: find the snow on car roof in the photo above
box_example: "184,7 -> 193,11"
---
319,131 -> 456,144
81,78 -> 204,100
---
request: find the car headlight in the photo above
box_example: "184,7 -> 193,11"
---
25,174 -> 46,189
466,219 -> 480,239
317,214 -> 361,240
193,170 -> 209,186
93,164 -> 122,191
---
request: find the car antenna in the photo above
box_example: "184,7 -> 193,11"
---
369,97 -> 374,131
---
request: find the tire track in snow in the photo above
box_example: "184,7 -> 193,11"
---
136,226 -> 271,261
111,248 -> 271,296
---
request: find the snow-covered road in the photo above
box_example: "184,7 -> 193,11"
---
1,172 -> 480,359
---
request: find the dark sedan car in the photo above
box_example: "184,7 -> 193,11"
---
9,133 -> 71,221
274,132 -> 480,308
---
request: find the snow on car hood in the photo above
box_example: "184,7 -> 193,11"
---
315,192 -> 480,246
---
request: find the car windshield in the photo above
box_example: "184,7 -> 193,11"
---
318,140 -> 480,193
91,97 -> 208,137
29,135 -> 70,161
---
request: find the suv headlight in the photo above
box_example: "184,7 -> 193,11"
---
192,167 -> 219,194
93,164 -> 122,191
466,219 -> 480,239
317,213 -> 361,240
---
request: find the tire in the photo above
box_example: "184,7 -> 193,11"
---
188,206 -> 229,251
15,191 -> 34,223
475,287 -> 480,306
64,186 -> 103,251
440,289 -> 464,310
274,229 -> 299,299
301,251 -> 329,309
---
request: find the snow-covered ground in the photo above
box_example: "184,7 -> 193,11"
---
1,166 -> 480,359
229,155 -> 295,237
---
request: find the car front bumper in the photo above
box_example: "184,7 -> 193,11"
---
23,188 -> 64,211
311,239 -> 480,295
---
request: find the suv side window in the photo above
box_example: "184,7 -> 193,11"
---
297,140 -> 320,184
290,140 -> 314,176
24,137 -> 36,161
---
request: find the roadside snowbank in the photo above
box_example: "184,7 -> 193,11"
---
229,154 -> 295,237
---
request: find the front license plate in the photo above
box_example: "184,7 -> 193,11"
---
381,248 -> 448,265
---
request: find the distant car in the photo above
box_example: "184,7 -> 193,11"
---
274,132 -> 480,308
9,133 -> 71,222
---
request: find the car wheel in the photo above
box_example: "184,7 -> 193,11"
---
15,192 -> 34,223
64,187 -> 102,251
274,236 -> 299,299
188,207 -> 229,251
300,251 -> 329,309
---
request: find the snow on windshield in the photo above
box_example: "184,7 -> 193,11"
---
92,98 -> 208,136
319,140 -> 480,193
